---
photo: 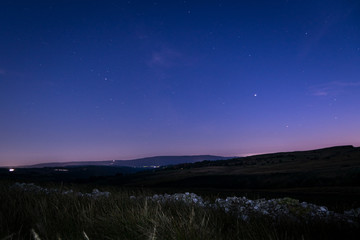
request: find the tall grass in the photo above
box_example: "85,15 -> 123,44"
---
0,181 -> 359,240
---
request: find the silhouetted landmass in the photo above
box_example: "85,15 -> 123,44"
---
22,155 -> 231,168
2,145 -> 360,209
0,166 -> 143,182
118,145 -> 360,189
0,155 -> 231,183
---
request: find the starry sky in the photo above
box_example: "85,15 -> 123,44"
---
1,0 -> 360,166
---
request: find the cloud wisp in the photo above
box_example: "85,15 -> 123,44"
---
310,81 -> 360,97
148,48 -> 184,68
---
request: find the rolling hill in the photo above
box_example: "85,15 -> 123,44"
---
114,145 -> 360,189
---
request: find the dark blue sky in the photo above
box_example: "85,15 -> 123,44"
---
1,0 -> 360,166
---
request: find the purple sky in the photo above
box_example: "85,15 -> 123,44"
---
1,0 -> 360,166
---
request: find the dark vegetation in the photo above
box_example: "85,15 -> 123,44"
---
2,181 -> 359,240
1,145 -> 360,239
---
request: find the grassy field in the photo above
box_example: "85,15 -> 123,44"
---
1,181 -> 359,240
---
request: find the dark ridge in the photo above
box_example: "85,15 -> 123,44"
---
21,155 -> 232,168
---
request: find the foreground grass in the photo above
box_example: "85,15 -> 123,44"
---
0,181 -> 359,240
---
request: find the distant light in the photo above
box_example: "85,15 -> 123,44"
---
9,168 -> 15,172
54,168 -> 69,172
254,93 -> 257,97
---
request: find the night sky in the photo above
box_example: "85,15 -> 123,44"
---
1,0 -> 360,166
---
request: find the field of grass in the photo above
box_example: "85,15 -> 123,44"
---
1,181 -> 360,240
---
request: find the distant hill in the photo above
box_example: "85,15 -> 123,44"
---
115,145 -> 360,189
24,155 -> 232,168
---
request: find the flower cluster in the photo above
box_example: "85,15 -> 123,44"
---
10,182 -> 110,198
133,192 -> 360,224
